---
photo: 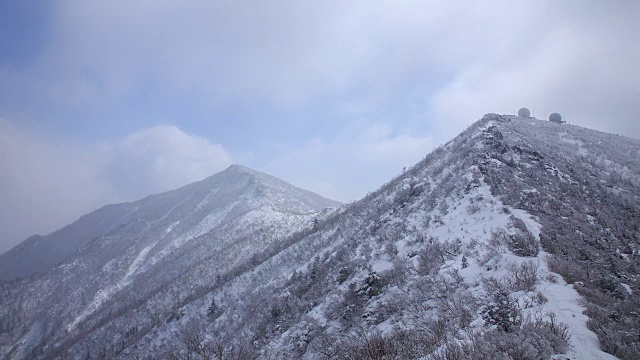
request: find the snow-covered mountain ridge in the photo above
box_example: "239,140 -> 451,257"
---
0,165 -> 340,359
0,165 -> 339,281
2,114 -> 639,360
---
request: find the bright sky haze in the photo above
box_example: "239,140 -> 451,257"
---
1,0 -> 639,253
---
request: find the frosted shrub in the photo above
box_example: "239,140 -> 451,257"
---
481,292 -> 522,332
383,242 -> 398,256
383,260 -> 409,286
333,328 -> 447,360
506,261 -> 539,292
167,327 -> 257,360
488,230 -> 509,253
309,335 -> 344,360
509,231 -> 539,257
335,266 -> 351,284
481,277 -> 521,332
439,291 -> 479,330
532,291 -> 548,305
433,313 -> 570,360
417,242 -> 446,275
345,331 -> 398,360
359,271 -> 387,298
461,255 -> 469,269
547,257 -> 585,285
466,203 -> 481,214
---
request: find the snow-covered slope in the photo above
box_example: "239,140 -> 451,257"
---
0,204 -> 139,281
0,165 -> 340,359
2,115 -> 639,360
137,114 -> 635,360
0,165 -> 338,282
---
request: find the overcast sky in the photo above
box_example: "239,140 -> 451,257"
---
1,1 -> 639,254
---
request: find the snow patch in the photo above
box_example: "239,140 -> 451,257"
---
537,255 -> 619,360
371,259 -> 393,273
67,243 -> 156,332
165,221 -> 180,234
12,322 -> 43,360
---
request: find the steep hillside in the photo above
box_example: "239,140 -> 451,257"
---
2,114 -> 639,360
129,114 -> 634,360
0,165 -> 340,359
481,116 -> 640,359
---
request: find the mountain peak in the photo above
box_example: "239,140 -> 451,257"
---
0,164 -> 340,281
214,164 -> 279,183
223,164 -> 259,174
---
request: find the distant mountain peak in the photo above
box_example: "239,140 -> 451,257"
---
0,164 -> 340,281
217,164 -> 282,185
223,164 -> 258,174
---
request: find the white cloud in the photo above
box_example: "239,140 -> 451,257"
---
0,2 -> 556,106
0,119 -> 111,253
3,1 -> 638,139
0,121 -> 231,253
103,125 -> 232,200
427,9 -> 640,139
263,121 -> 436,202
